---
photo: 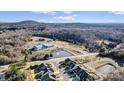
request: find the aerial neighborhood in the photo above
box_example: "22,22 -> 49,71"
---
0,12 -> 124,81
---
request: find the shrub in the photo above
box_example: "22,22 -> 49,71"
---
30,65 -> 39,69
28,51 -> 51,61
0,55 -> 12,65
0,49 -> 9,55
43,54 -> 50,60
5,64 -> 26,81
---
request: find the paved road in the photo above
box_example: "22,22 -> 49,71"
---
0,53 -> 98,71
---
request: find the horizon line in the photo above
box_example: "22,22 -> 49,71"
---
1,20 -> 124,24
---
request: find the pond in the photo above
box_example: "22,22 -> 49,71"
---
51,50 -> 73,59
96,64 -> 115,74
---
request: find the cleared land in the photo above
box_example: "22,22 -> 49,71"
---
0,36 -> 119,81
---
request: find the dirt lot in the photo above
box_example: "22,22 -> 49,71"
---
25,36 -> 88,55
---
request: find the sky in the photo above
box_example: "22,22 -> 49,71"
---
0,11 -> 124,23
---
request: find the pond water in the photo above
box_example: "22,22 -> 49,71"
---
51,50 -> 73,59
96,64 -> 115,74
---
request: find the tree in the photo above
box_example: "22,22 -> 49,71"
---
5,64 -> 26,81
21,49 -> 29,62
0,55 -> 12,65
99,48 -> 106,53
43,54 -> 50,60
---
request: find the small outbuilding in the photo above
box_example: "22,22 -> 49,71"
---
31,43 -> 53,51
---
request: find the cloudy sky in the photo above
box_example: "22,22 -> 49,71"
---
0,11 -> 124,23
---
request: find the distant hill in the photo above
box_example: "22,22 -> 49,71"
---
1,20 -> 124,29
16,20 -> 41,25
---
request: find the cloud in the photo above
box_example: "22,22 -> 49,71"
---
109,11 -> 124,15
32,11 -> 56,16
73,14 -> 79,17
36,19 -> 47,22
54,15 -> 76,21
63,11 -> 73,14
36,19 -> 54,23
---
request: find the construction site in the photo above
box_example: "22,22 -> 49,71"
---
0,36 -> 119,81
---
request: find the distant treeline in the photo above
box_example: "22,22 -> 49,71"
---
1,21 -> 124,52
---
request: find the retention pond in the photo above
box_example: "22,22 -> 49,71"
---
51,50 -> 73,59
96,64 -> 115,74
